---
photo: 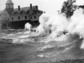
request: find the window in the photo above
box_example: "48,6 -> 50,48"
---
18,16 -> 20,20
27,11 -> 29,14
20,11 -> 23,14
12,17 -> 14,20
25,16 -> 27,19
31,17 -> 32,19
34,16 -> 36,19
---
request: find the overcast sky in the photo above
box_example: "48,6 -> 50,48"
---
0,0 -> 84,14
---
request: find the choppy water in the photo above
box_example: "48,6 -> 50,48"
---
0,30 -> 84,63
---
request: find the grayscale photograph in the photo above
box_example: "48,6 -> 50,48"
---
0,0 -> 84,63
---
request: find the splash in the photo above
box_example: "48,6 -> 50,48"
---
35,7 -> 84,51
24,22 -> 32,31
67,8 -> 84,36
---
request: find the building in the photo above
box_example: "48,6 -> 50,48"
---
0,0 -> 43,29
0,10 -> 10,29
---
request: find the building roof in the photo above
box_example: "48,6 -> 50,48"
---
14,6 -> 38,11
14,7 -> 30,11
6,0 -> 13,4
11,6 -> 42,15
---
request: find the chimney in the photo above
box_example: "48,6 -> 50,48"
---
18,5 -> 20,10
35,6 -> 38,10
30,3 -> 32,10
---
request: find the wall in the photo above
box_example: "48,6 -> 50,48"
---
0,10 -> 9,29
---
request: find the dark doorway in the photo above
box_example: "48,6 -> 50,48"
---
9,20 -> 39,29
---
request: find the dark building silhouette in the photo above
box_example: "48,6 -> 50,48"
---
0,0 -> 43,29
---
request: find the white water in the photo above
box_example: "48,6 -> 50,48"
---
35,8 -> 84,50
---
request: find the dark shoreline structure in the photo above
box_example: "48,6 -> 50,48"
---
0,0 -> 43,29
